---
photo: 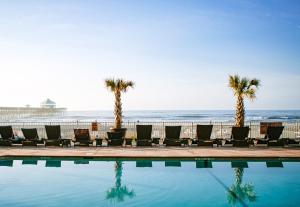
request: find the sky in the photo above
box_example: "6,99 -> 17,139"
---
0,0 -> 299,110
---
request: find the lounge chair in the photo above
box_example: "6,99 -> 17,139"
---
107,131 -> 124,146
73,129 -> 93,147
45,160 -> 61,167
21,128 -> 42,147
196,160 -> 212,168
0,126 -> 13,146
256,126 -> 285,147
266,126 -> 285,147
285,138 -> 299,147
266,161 -> 283,168
74,160 -> 90,165
45,125 -> 62,147
165,161 -> 181,167
136,161 -> 153,167
136,125 -> 152,146
164,126 -> 182,146
0,159 -> 14,167
196,125 -> 213,147
22,160 -> 38,165
231,126 -> 250,147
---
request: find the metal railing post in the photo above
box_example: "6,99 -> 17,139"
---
191,122 -> 194,138
249,121 -> 252,138
297,122 -> 299,138
220,122 -> 223,139
162,122 -> 164,139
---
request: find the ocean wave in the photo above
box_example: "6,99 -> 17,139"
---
3,110 -> 300,123
267,116 -> 300,120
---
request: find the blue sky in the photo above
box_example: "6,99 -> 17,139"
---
0,0 -> 299,110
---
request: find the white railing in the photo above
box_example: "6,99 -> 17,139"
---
0,121 -> 299,139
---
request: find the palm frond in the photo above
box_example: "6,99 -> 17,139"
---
104,78 -> 134,93
120,80 -> 134,92
228,74 -> 240,90
105,78 -> 116,92
238,77 -> 249,93
229,74 -> 260,99
249,78 -> 260,87
245,88 -> 256,100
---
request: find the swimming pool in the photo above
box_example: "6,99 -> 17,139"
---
0,158 -> 299,207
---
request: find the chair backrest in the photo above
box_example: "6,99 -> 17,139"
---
107,131 -> 123,140
21,128 -> 39,140
231,126 -> 249,140
74,129 -> 90,142
45,160 -> 61,168
266,126 -> 284,140
165,126 -> 181,139
136,125 -> 152,140
165,161 -> 181,167
0,160 -> 13,167
0,126 -> 14,139
136,161 -> 153,167
196,125 -> 213,140
45,125 -> 61,140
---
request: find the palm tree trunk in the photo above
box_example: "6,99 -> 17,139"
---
235,95 -> 245,127
114,90 -> 122,129
234,168 -> 244,185
115,161 -> 123,188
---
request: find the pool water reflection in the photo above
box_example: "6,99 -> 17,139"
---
0,158 -> 299,207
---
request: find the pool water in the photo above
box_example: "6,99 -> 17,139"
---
0,158 -> 299,207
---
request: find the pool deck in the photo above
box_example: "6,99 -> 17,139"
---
1,147 -> 300,160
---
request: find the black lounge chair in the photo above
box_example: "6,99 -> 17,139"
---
285,138 -> 300,147
136,125 -> 152,146
45,125 -> 62,147
256,126 -> 285,146
266,161 -> 283,168
231,126 -> 250,147
165,161 -> 181,167
73,129 -> 93,147
136,161 -> 153,167
0,126 -> 13,146
74,160 -> 90,165
196,160 -> 212,168
0,159 -> 13,167
107,131 -> 123,146
22,160 -> 38,165
45,160 -> 61,167
21,128 -> 42,147
196,125 -> 213,147
266,126 -> 285,147
164,126 -> 182,146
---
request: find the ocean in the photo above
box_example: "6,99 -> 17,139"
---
14,110 -> 300,123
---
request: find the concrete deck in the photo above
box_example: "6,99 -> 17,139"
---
1,147 -> 300,159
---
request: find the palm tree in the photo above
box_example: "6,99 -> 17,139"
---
106,161 -> 135,204
105,78 -> 134,129
227,167 -> 257,206
229,75 -> 260,127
